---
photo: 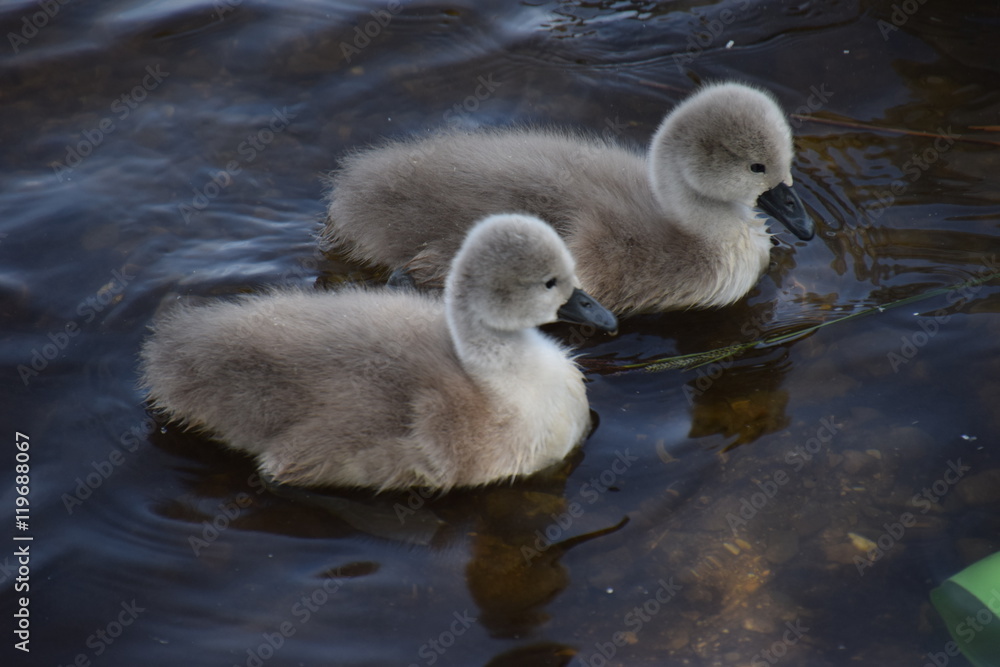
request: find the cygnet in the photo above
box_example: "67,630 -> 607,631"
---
139,213 -> 617,491
322,81 -> 814,315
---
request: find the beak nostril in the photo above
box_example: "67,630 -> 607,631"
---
557,287 -> 617,332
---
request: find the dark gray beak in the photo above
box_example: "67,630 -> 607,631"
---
557,287 -> 618,332
757,182 -> 814,240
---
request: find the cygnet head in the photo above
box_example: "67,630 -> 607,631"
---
649,82 -> 813,240
445,213 -> 618,334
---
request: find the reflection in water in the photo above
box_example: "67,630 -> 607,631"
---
466,498 -> 629,638
592,297 -> 799,450
797,128 -> 1000,289
482,641 -> 576,667
685,348 -> 792,449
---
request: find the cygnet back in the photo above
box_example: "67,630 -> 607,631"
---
322,81 -> 814,315
139,214 -> 616,490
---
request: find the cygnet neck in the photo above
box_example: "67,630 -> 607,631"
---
649,137 -> 761,246
445,292 -> 541,382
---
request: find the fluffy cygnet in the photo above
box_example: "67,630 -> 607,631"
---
322,81 -> 814,315
139,214 -> 617,491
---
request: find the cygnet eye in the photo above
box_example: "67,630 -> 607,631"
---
545,277 -> 558,289
750,163 -> 766,174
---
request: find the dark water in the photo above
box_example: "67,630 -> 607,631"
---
3,0 -> 1000,665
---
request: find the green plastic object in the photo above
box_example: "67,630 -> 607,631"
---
931,551 -> 1000,667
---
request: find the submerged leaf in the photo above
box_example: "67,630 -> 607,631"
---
618,270 -> 1000,374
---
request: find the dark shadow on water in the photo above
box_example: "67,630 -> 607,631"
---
147,423 -> 649,641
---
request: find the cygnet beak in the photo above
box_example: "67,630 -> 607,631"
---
557,288 -> 618,333
756,182 -> 815,241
